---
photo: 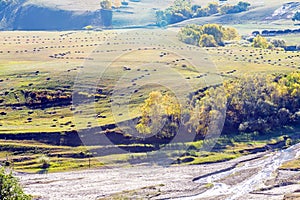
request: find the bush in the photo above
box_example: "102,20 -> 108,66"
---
38,155 -> 50,169
271,39 -> 286,48
285,138 -> 292,147
252,35 -> 273,49
0,168 -> 32,200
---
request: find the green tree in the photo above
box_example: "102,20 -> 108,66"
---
199,34 -> 217,47
220,4 -> 235,14
207,2 -> 219,15
178,24 -> 240,46
191,4 -> 201,13
201,24 -> 224,45
178,24 -> 202,45
237,1 -> 250,11
0,168 -> 32,200
195,7 -> 209,17
220,1 -> 250,14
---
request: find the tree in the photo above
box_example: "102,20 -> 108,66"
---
292,11 -> 300,21
252,35 -> 271,49
207,2 -> 219,15
220,4 -> 235,14
178,24 -> 202,45
156,1 -> 250,26
136,91 -> 180,137
100,0 -> 112,9
178,24 -> 240,47
201,24 -> 224,45
156,10 -> 167,27
191,4 -> 201,13
187,87 -> 226,136
199,34 -> 217,47
220,1 -> 250,14
271,39 -> 286,48
237,1 -> 250,11
195,7 -> 209,17
223,27 -> 240,40
0,168 -> 32,200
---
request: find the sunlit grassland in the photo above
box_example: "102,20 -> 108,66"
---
1,30 -> 298,133
0,29 -> 299,172
1,125 -> 297,172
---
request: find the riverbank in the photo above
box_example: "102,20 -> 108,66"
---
16,147 -> 300,200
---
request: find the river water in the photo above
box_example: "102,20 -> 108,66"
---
182,143 -> 300,200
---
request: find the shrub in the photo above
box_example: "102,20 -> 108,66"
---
199,34 -> 218,47
285,138 -> 292,147
0,168 -> 32,200
271,39 -> 286,48
38,155 -> 50,169
252,35 -> 273,49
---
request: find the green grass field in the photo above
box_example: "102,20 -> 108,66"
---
0,22 -> 299,172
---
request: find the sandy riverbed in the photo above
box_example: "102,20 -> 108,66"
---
16,151 -> 300,200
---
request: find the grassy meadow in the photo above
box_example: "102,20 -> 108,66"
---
0,23 -> 300,172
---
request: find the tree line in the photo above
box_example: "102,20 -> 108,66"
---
156,0 -> 251,26
177,24 -> 240,47
136,72 -> 300,138
178,24 -> 289,49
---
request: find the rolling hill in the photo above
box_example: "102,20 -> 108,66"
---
1,0 -> 299,30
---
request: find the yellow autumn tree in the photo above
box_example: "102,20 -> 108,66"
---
136,91 -> 181,137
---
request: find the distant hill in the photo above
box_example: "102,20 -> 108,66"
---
0,0 -> 102,30
0,0 -> 173,30
0,0 -> 298,30
170,1 -> 299,28
266,2 -> 300,20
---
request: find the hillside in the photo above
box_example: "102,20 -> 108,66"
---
171,0 -> 300,34
267,1 -> 300,20
1,0 -> 299,30
0,0 -> 103,30
0,0 -> 173,30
